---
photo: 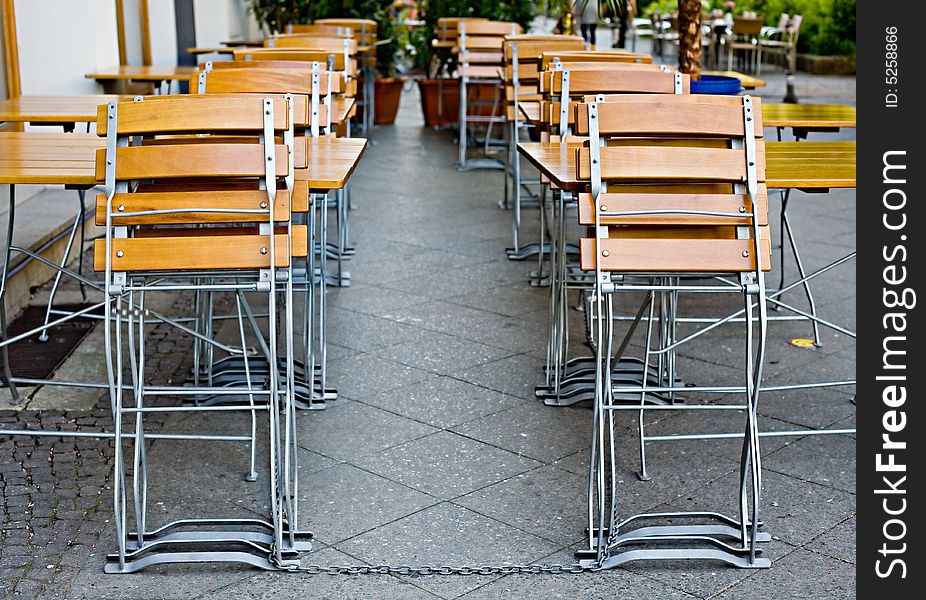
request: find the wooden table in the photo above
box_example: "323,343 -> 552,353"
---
86,66 -> 197,94
0,95 -> 128,129
763,104 -> 856,129
0,132 -> 102,186
297,137 -> 367,190
702,70 -> 766,89
516,140 -> 856,192
763,103 -> 856,140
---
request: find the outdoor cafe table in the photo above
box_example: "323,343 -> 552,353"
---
85,66 -> 198,94
763,103 -> 856,139
516,140 -> 856,192
0,95 -> 128,130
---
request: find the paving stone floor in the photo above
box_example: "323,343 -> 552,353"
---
2,69 -> 855,599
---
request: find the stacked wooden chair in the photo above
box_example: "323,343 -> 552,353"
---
532,65 -> 686,409
95,95 -> 311,572
573,93 -> 773,569
501,35 -> 587,261
223,50 -> 358,288
455,20 -> 523,171
315,18 -> 378,133
192,65 -> 342,407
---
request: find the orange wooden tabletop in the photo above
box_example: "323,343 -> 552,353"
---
517,140 -> 855,191
0,95 -> 129,123
0,132 -> 102,185
762,103 -> 856,129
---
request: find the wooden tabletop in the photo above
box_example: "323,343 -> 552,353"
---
516,140 -> 855,191
762,103 -> 856,129
0,95 -> 127,124
86,66 -> 198,82
187,46 -> 246,55
701,70 -> 766,89
296,136 -> 367,190
0,132 -> 102,185
765,141 -> 856,189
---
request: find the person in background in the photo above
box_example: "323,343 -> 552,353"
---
578,0 -> 600,45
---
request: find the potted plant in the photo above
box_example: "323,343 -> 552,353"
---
411,0 -> 535,128
248,0 -> 405,124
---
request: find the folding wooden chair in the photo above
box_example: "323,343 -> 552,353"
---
94,95 -> 310,572
502,35 -> 587,261
533,67 -> 688,409
456,20 -> 523,171
193,66 -> 342,404
573,94 -> 772,569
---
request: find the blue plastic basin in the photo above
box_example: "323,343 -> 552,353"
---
690,74 -> 742,95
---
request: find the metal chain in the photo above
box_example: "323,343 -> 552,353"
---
270,552 -> 602,576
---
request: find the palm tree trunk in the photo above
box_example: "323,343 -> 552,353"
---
677,0 -> 702,79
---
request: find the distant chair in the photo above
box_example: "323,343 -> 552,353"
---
724,16 -> 764,73
760,14 -> 803,73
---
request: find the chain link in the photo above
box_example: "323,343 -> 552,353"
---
271,551 -> 601,576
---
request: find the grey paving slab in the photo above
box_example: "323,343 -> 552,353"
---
446,283 -> 551,318
656,469 -> 855,551
297,463 -> 438,545
327,281 -> 433,318
327,353 -> 432,401
454,465 -> 588,546
709,547 -> 855,600
452,402 -> 590,463
297,398 -> 438,463
372,331 -> 514,376
763,431 -> 856,494
386,301 -> 548,354
805,515 -> 856,565
458,546 -> 701,600
459,354 -> 547,401
352,431 -> 541,500
67,561 -> 254,599
757,385 -> 856,430
325,306 -> 423,353
360,375 -> 524,429
336,503 -> 560,599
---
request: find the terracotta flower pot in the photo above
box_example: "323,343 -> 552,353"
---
374,77 -> 404,125
417,78 -> 502,128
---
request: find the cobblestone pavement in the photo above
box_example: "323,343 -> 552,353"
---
2,69 -> 855,599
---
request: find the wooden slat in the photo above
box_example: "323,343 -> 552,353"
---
540,50 -> 652,70
97,96 -> 288,136
576,186 -> 769,226
579,237 -> 772,272
267,36 -> 358,54
95,189 -> 293,225
574,96 -> 763,137
576,143 -> 767,183
763,103 -> 856,128
232,48 -> 358,74
94,144 -> 289,180
504,38 -> 586,62
93,232 -> 300,271
196,68 -> 344,95
550,69 -> 689,95
85,66 -> 197,82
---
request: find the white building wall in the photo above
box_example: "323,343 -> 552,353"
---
147,0 -> 178,66
14,0 -> 120,94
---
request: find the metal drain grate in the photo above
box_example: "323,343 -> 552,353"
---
1,304 -> 102,384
